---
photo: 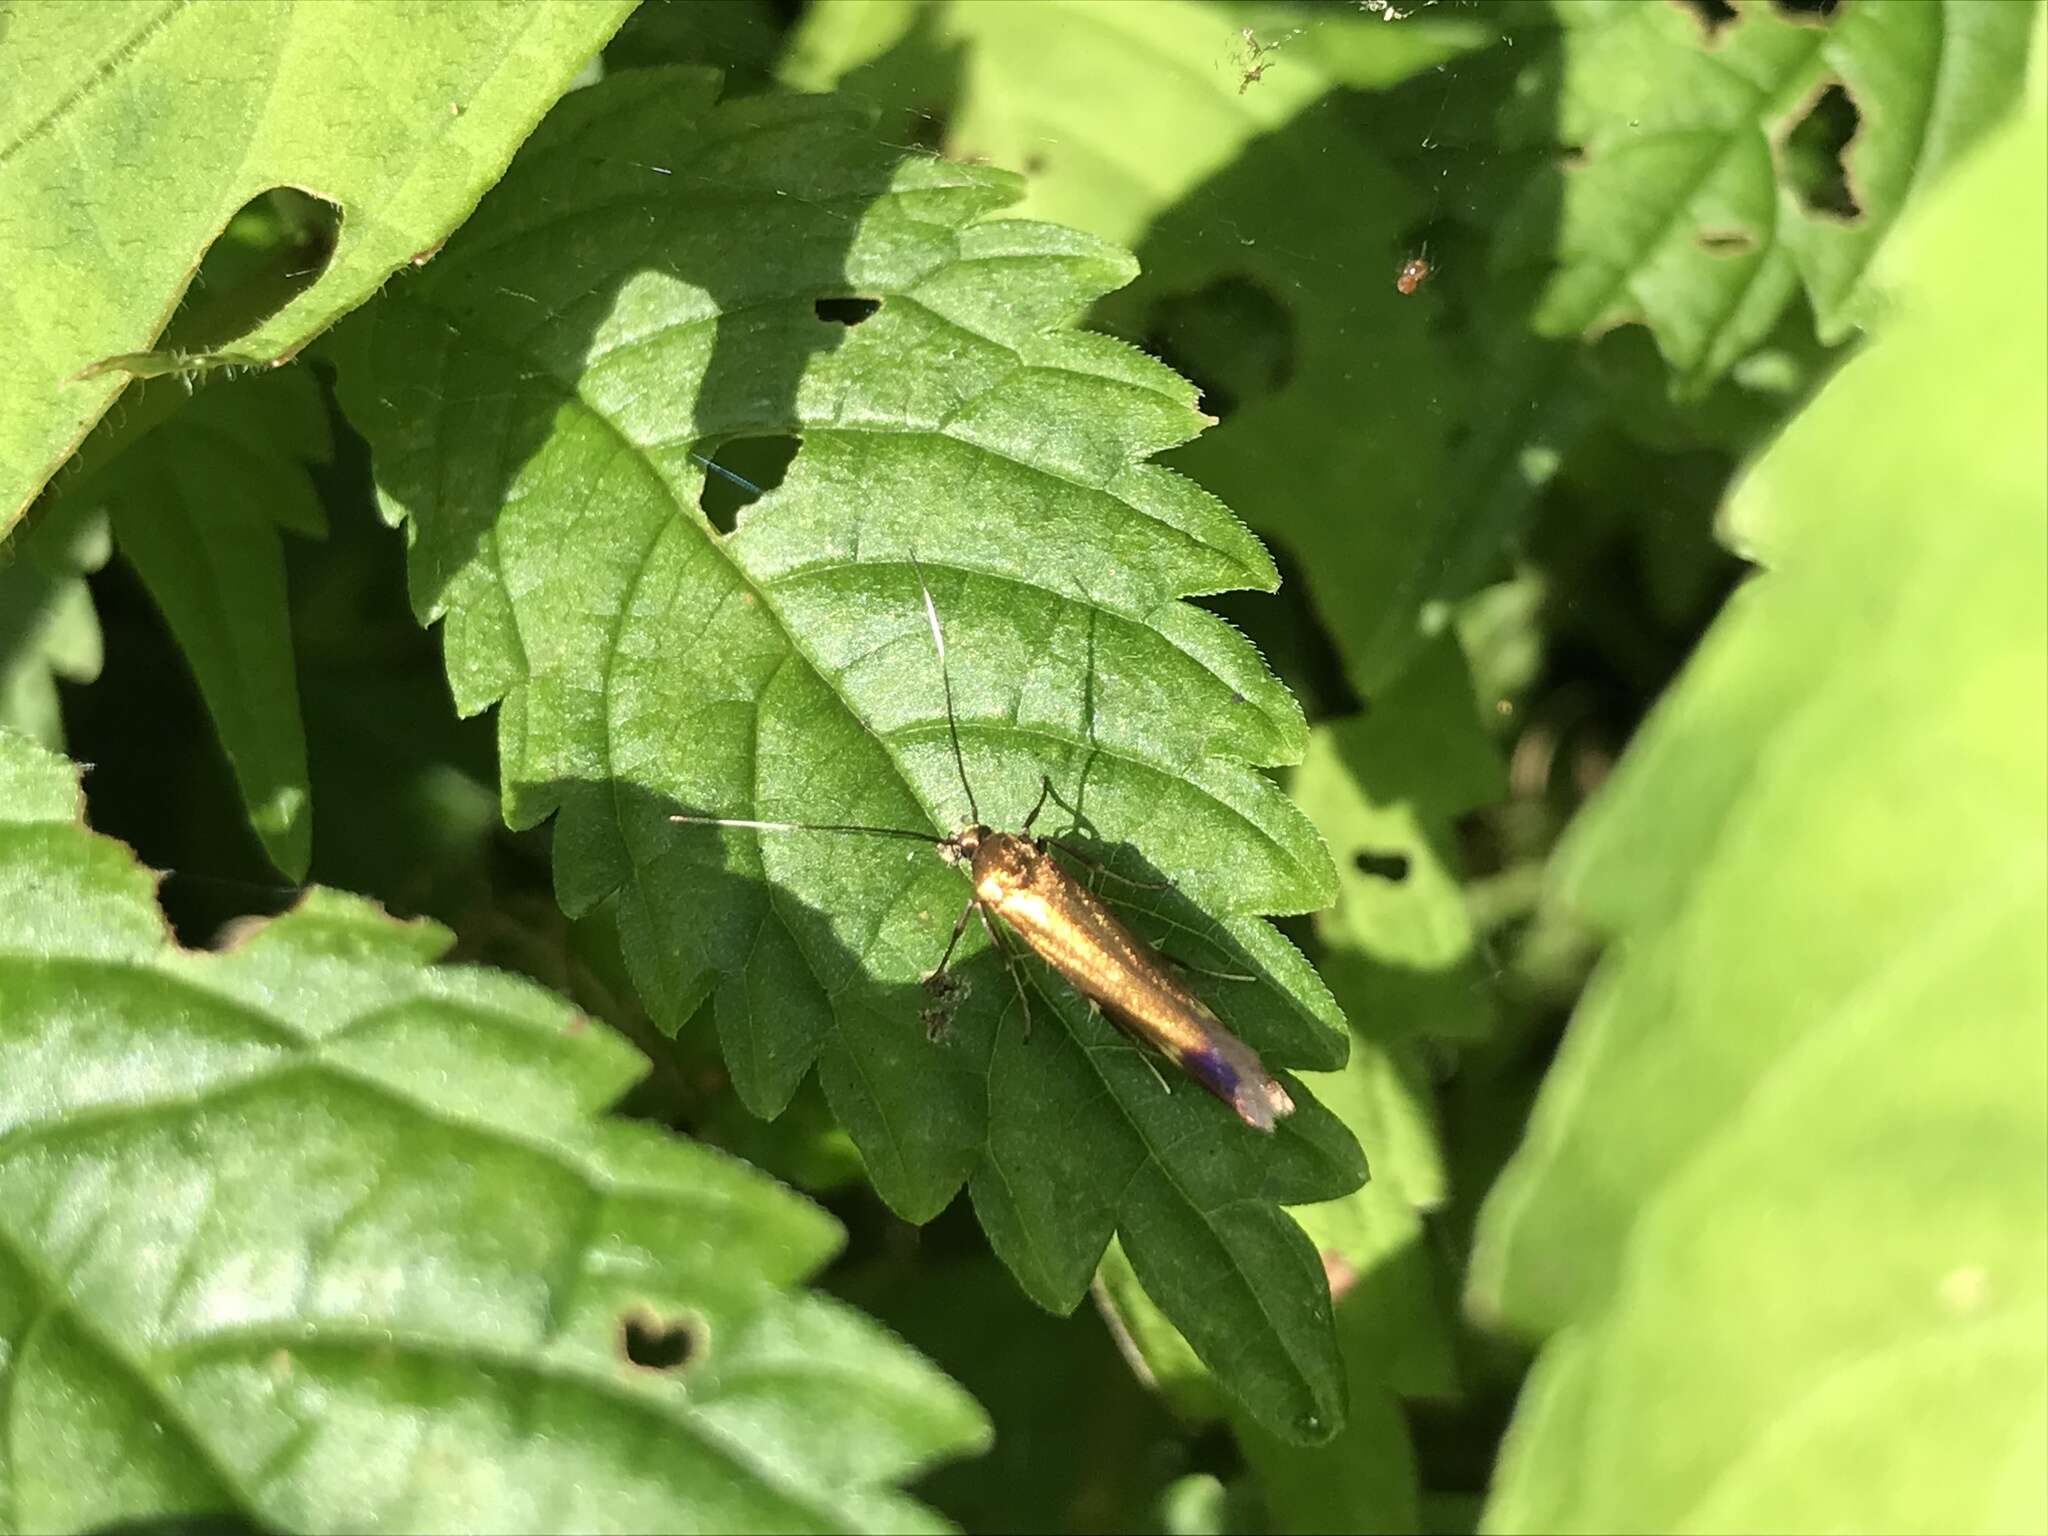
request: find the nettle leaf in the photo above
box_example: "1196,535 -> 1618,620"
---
49,368 -> 331,880
0,728 -> 986,1532
331,71 -> 1362,1443
1470,51 -> 2047,1534
0,0 -> 632,534
1511,0 -> 2035,391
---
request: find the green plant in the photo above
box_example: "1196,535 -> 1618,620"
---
4,2 -> 2040,1531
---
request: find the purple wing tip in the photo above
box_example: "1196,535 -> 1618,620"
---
1182,1042 -> 1295,1132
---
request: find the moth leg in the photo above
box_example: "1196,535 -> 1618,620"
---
921,897 -> 979,1040
977,903 -> 1034,1040
1148,939 -> 1255,983
1021,774 -> 1058,834
1084,995 -> 1178,1098
1101,1015 -> 1175,1096
1025,775 -> 1175,890
1026,772 -> 1092,836
925,896 -> 978,980
1135,1049 -> 1174,1097
1043,836 -> 1175,891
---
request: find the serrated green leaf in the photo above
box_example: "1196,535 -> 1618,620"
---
329,71 -> 1362,1443
781,0 -> 1588,701
1088,1023 -> 1459,1522
0,0 -> 633,535
1515,0 -> 2035,390
1469,41 -> 2047,1533
0,727 -> 986,1532
49,369 -> 330,880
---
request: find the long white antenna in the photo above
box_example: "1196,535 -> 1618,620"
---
908,553 -> 981,826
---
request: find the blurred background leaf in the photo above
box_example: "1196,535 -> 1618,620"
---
44,370 -> 330,879
0,497 -> 107,748
1518,0 -> 2036,385
1471,37 -> 2047,1533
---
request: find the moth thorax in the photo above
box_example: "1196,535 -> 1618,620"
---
969,830 -> 1038,893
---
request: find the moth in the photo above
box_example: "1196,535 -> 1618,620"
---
671,565 -> 1295,1132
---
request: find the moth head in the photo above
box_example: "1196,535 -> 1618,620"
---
939,824 -> 988,866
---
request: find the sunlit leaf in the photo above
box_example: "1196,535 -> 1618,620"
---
0,727 -> 986,1532
0,0 -> 632,535
1470,48 -> 2047,1532
330,69 -> 1361,1443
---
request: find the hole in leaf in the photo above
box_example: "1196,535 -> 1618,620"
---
1672,0 -> 1738,37
1143,275 -> 1296,420
158,187 -> 342,358
1770,0 -> 1839,17
1354,849 -> 1411,882
814,295 -> 881,327
695,435 -> 799,533
620,1305 -> 700,1371
1781,82 -> 1863,220
1695,228 -> 1757,255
